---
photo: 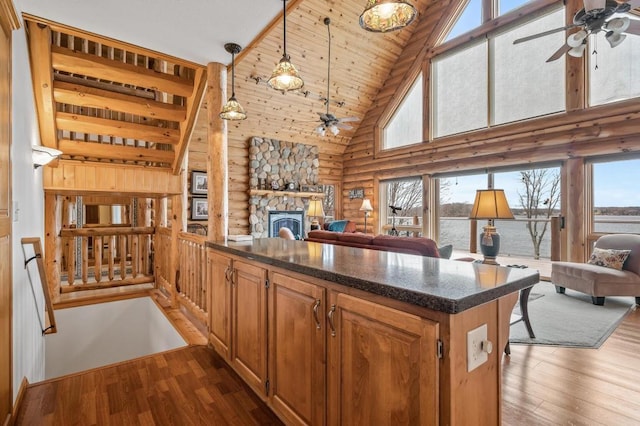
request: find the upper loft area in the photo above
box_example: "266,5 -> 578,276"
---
24,15 -> 207,175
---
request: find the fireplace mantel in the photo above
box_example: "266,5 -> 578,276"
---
249,189 -> 324,199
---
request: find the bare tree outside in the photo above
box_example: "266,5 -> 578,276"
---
387,179 -> 422,218
518,169 -> 561,259
322,184 -> 335,219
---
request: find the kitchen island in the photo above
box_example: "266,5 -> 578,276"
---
205,238 -> 539,425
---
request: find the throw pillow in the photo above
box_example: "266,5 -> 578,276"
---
327,220 -> 349,232
437,244 -> 453,259
587,247 -> 631,270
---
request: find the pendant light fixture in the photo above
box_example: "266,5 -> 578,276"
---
219,43 -> 247,121
359,0 -> 417,33
268,0 -> 304,92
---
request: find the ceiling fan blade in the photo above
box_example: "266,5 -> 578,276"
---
513,24 -> 579,44
335,123 -> 353,130
338,116 -> 360,123
626,19 -> 640,35
546,43 -> 572,62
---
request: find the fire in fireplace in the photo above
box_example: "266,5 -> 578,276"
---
269,210 -> 305,239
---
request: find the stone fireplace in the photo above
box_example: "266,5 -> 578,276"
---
249,137 -> 319,238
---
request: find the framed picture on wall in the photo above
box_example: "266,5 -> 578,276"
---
191,197 -> 208,220
191,171 -> 208,195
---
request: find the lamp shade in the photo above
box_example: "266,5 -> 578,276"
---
219,96 -> 247,120
359,198 -> 373,212
359,0 -> 417,33
469,189 -> 514,220
307,199 -> 325,218
268,55 -> 304,92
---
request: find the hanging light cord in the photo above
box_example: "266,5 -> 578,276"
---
283,0 -> 288,59
325,17 -> 331,115
231,51 -> 236,97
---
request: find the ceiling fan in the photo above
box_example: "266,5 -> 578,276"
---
315,17 -> 359,137
513,0 -> 640,62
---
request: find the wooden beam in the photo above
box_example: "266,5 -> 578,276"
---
26,20 -> 58,149
56,112 -> 180,145
207,63 -> 228,241
53,81 -> 187,122
55,74 -> 156,100
58,139 -> 175,164
173,67 -> 207,174
51,45 -> 194,97
0,0 -> 20,34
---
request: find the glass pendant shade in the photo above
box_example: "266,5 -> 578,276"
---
268,54 -> 304,92
219,42 -> 246,121
219,96 -> 246,120
359,0 -> 417,33
268,0 -> 304,92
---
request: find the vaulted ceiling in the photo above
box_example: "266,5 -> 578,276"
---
22,0 -> 438,174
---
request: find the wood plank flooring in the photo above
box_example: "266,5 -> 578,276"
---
16,345 -> 283,425
16,302 -> 640,425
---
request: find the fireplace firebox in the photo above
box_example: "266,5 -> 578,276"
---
269,210 -> 305,239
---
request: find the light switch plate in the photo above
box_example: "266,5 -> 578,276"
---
467,323 -> 488,372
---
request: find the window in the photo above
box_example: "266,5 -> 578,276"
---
444,0 -> 482,42
592,158 -> 640,234
379,178 -> 423,236
322,184 -> 336,221
432,7 -> 565,137
589,13 -> 640,106
437,164 -> 560,259
382,74 -> 423,150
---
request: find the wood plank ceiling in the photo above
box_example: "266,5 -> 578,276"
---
194,0 -> 434,158
24,15 -> 207,175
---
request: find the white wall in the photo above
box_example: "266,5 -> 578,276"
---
11,3 -> 46,402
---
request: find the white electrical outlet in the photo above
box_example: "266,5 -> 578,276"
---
467,323 -> 490,372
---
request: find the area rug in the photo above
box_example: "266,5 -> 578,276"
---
509,282 -> 636,348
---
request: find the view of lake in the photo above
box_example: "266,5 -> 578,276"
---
438,215 -> 640,259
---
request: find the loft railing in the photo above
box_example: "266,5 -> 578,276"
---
176,232 -> 208,328
59,226 -> 154,292
155,226 -> 173,296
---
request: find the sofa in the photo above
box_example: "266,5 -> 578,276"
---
305,230 -> 441,258
551,234 -> 640,305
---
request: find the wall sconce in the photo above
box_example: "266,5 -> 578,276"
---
359,198 -> 373,234
32,145 -> 62,169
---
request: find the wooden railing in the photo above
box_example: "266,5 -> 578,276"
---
155,226 -> 173,296
21,237 -> 57,334
59,226 -> 154,292
177,232 -> 208,327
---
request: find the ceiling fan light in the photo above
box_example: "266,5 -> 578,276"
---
568,42 -> 587,57
316,126 -> 326,136
605,30 -> 626,48
219,96 -> 247,121
359,0 -> 417,33
583,0 -> 606,13
606,17 -> 630,33
567,30 -> 588,48
330,125 -> 339,136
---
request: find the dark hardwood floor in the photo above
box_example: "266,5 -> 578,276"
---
16,304 -> 640,425
15,345 -> 283,425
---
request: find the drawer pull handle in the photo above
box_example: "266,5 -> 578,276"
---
328,304 -> 336,337
313,299 -> 321,330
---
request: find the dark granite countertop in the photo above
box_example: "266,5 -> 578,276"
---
206,239 -> 540,314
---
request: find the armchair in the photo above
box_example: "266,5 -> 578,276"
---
551,234 -> 640,305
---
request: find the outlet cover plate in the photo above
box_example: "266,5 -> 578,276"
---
467,323 -> 488,372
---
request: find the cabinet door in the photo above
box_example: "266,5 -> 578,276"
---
207,251 -> 232,359
269,273 -> 326,426
328,292 -> 439,426
232,260 -> 268,395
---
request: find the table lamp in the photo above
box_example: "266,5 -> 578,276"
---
359,198 -> 373,234
307,199 -> 325,230
469,189 -> 514,265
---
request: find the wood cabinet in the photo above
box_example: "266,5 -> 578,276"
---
327,292 -> 438,426
207,252 -> 268,396
231,259 -> 268,396
269,272 -> 326,426
207,251 -> 232,359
